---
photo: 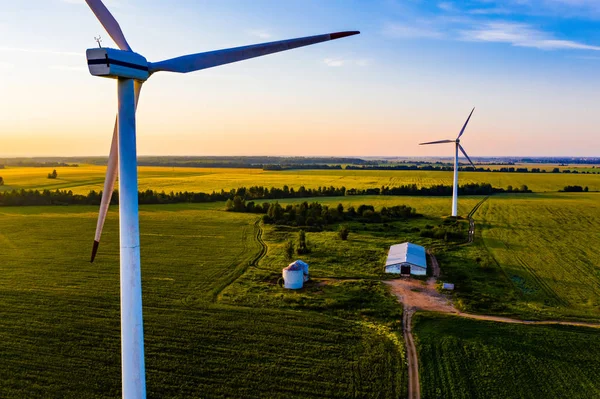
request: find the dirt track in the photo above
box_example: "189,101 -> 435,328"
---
385,253 -> 600,399
402,307 -> 419,399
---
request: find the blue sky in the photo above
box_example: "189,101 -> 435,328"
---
0,0 -> 599,157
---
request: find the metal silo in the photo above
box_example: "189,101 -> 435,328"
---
282,262 -> 304,289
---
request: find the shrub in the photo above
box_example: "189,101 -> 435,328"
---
338,226 -> 349,241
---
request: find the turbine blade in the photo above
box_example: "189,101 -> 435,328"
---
457,107 -> 475,139
458,144 -> 475,168
419,139 -> 455,145
91,81 -> 142,263
85,0 -> 132,51
148,31 -> 360,74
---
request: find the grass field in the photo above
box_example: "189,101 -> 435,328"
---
414,313 -> 600,399
475,193 -> 600,320
0,204 -> 406,398
2,165 -> 600,194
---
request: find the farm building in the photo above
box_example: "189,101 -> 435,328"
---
384,242 -> 427,276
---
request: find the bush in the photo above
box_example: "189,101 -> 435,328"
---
338,226 -> 349,241
296,230 -> 310,254
284,240 -> 295,260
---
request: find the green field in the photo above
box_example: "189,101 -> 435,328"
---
0,205 -> 405,398
3,165 -> 600,397
1,165 -> 600,194
475,193 -> 600,320
414,314 -> 600,399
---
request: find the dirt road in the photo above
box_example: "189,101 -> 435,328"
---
402,307 -> 420,399
386,251 -> 600,399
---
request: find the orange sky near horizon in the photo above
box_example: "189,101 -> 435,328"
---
2,0 -> 600,158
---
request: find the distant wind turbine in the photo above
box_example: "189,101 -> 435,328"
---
419,108 -> 476,217
82,0 -> 359,397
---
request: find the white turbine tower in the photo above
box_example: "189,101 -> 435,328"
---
419,108 -> 476,217
82,1 -> 359,397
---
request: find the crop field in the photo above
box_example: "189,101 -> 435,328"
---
2,165 -> 600,194
0,205 -> 405,398
476,193 -> 600,320
414,314 -> 600,399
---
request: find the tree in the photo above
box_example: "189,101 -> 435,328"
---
338,225 -> 349,241
296,229 -> 309,254
0,176 -> 3,186
284,240 -> 295,260
47,169 -> 58,179
232,195 -> 245,211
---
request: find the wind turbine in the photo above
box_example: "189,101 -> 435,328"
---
419,108 -> 476,217
82,1 -> 359,397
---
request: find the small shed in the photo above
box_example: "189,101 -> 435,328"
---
384,242 -> 427,276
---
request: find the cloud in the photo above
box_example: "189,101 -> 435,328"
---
0,47 -> 81,57
323,58 -> 370,67
460,22 -> 600,50
324,58 -> 345,67
438,2 -> 455,12
49,65 -> 87,72
247,29 -> 272,39
61,0 -> 123,6
382,22 -> 444,39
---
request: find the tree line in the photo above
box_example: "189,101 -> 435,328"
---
346,165 -> 598,174
560,185 -> 589,192
0,182 -> 527,207
227,199 -> 419,228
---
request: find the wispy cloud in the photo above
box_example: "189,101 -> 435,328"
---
438,2 -> 455,12
460,22 -> 600,50
323,57 -> 370,67
49,65 -> 87,72
247,29 -> 272,39
61,0 -> 123,6
382,21 -> 444,39
0,47 -> 81,57
324,58 -> 345,67
466,0 -> 600,18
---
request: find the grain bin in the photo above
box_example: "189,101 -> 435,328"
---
282,262 -> 304,289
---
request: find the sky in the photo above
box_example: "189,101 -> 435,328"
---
1,0 -> 600,157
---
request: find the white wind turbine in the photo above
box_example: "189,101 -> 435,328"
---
419,108 -> 476,217
82,0 -> 359,397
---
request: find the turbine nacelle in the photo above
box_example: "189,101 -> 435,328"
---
87,48 -> 149,81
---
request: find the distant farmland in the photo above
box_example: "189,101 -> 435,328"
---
1,165 -> 600,194
414,314 -> 600,399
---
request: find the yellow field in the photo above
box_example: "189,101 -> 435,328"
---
1,164 -> 599,194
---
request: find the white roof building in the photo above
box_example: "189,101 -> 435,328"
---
385,242 -> 427,276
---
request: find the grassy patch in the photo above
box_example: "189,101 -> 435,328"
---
476,193 -> 600,320
414,313 -> 600,399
